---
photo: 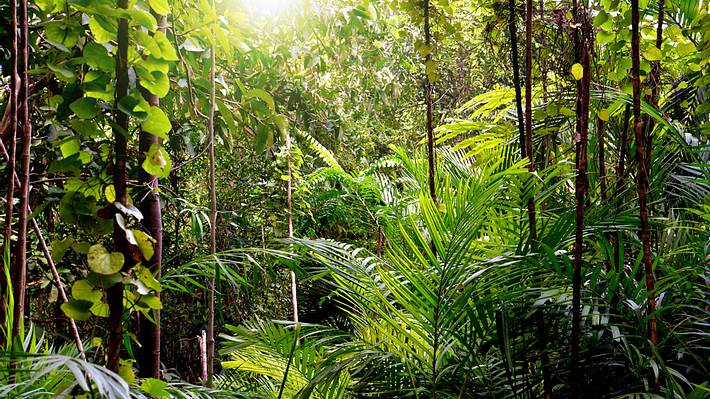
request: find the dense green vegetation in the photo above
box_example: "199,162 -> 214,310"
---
0,0 -> 708,397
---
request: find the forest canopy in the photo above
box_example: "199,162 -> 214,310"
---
0,0 -> 708,398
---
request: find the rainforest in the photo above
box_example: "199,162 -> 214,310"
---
0,0 -> 708,397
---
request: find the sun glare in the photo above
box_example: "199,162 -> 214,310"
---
242,0 -> 296,16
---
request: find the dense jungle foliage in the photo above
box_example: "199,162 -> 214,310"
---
0,0 -> 708,397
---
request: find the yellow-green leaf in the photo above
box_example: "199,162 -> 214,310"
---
132,230 -> 156,261
643,46 -> 662,61
571,63 -> 583,80
87,244 -> 124,275
598,109 -> 610,121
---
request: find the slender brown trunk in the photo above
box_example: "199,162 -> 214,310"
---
524,0 -> 537,242
137,15 -> 167,379
597,118 -> 607,202
645,0 -> 664,168
206,6 -> 218,385
539,0 -> 552,169
286,133 -> 298,323
611,105 -> 631,276
631,0 -> 658,348
1,0 -> 18,335
509,0 -> 526,157
571,3 -> 591,396
106,0 -> 130,373
0,138 -> 85,358
424,0 -> 436,202
12,0 -> 31,341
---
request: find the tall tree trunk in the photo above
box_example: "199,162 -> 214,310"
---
286,133 -> 298,323
137,15 -> 167,379
424,0 -> 436,202
106,0 -> 130,373
12,0 -> 31,341
1,0 -> 18,336
539,0 -> 552,169
597,117 -> 607,202
571,4 -> 591,396
509,0 -> 526,157
645,0 -> 664,170
524,0 -> 537,242
206,7 -> 218,386
631,0 -> 658,348
612,104 -> 631,275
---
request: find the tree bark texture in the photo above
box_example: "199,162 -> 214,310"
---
137,15 -> 167,379
1,0 -> 18,336
107,0 -> 130,373
12,0 -> 31,341
571,3 -> 591,396
424,0 -> 436,203
631,0 -> 658,347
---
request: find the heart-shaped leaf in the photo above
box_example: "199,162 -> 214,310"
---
88,244 -> 124,275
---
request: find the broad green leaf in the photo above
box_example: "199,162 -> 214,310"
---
118,95 -> 150,121
105,185 -> 116,203
141,378 -> 169,398
138,294 -> 162,310
61,299 -> 93,321
596,30 -> 615,44
71,279 -> 102,303
89,15 -> 116,44
51,237 -> 75,262
142,144 -> 172,178
643,46 -> 662,61
571,63 -> 583,80
69,98 -> 100,119
71,119 -> 101,138
133,30 -> 161,58
137,67 -> 170,98
133,230 -> 156,261
148,0 -> 169,15
45,21 -> 80,50
83,42 -> 115,72
129,9 -> 157,31
244,88 -> 275,112
676,42 -> 696,57
47,63 -> 76,83
255,124 -> 272,153
60,137 -> 80,157
90,301 -> 110,317
87,244 -> 124,275
154,32 -> 178,61
141,106 -> 171,138
135,264 -> 161,292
